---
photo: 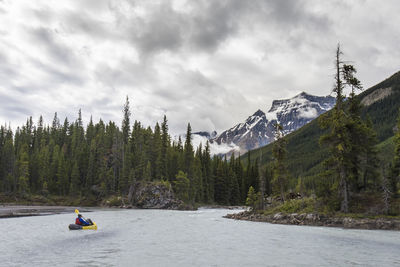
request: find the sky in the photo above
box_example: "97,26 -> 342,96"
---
0,0 -> 399,135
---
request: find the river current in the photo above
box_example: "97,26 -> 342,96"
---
0,208 -> 399,266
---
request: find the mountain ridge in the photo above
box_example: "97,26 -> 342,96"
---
202,92 -> 335,154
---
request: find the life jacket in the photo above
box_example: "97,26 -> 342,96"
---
75,217 -> 81,225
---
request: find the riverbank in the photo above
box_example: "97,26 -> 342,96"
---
0,182 -> 197,211
0,204 -> 237,219
224,210 -> 400,230
0,205 -> 94,218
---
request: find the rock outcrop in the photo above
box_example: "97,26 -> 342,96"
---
361,87 -> 392,106
126,182 -> 195,210
224,211 -> 400,230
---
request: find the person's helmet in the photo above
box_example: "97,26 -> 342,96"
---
78,214 -> 82,217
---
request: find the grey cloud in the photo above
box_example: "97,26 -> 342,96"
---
77,0 -> 113,13
147,69 -> 249,132
0,53 -> 17,81
0,91 -> 34,121
115,0 -> 245,57
88,96 -> 123,114
153,70 -> 224,103
27,26 -> 78,66
132,3 -> 184,56
93,60 -> 153,89
33,59 -> 85,86
31,3 -> 117,41
0,51 -> 6,63
265,0 -> 328,27
62,10 -> 115,40
32,7 -> 54,23
188,0 -> 245,52
6,106 -> 32,117
121,0 -> 332,57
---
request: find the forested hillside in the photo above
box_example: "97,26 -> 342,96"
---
243,66 -> 400,215
360,71 -> 400,141
0,98 -> 261,205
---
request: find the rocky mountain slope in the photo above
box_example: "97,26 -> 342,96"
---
204,92 -> 335,154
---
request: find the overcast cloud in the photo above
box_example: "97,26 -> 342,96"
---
0,0 -> 399,135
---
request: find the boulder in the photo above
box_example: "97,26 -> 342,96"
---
129,182 -> 195,210
273,212 -> 285,220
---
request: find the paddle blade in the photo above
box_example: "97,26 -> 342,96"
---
75,209 -> 79,214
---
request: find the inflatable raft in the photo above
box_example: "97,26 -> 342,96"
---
69,222 -> 97,230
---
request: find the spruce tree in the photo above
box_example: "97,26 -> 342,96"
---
234,154 -> 245,203
390,108 -> 400,197
184,123 -> 194,175
120,97 -> 133,193
70,161 -> 80,195
17,144 -> 30,195
57,150 -> 68,195
246,186 -> 258,211
160,115 -> 169,180
144,161 -> 152,181
152,123 -> 162,180
214,159 -> 227,204
122,96 -> 131,146
318,44 -> 369,212
87,139 -> 97,193
202,141 -> 212,203
174,170 -> 190,203
192,156 -> 204,203
272,123 -> 288,202
319,45 -> 351,212
360,117 -> 380,191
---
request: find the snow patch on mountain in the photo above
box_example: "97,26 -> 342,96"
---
191,133 -> 240,155
298,107 -> 318,119
205,91 -> 335,155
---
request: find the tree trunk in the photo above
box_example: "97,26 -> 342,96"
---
280,175 -> 285,203
127,184 -> 135,204
340,167 -> 349,213
381,166 -> 391,215
259,171 -> 265,209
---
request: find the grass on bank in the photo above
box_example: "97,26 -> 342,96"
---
255,195 -> 400,219
261,198 -> 318,216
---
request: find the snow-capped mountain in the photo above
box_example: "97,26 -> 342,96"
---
209,92 -> 335,154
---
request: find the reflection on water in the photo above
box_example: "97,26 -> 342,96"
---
1,208 -> 400,266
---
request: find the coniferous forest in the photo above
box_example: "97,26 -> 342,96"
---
0,97 -> 260,206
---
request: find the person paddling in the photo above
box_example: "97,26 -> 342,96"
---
75,214 -> 91,226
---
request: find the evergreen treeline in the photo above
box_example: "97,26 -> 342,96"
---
0,98 -> 260,205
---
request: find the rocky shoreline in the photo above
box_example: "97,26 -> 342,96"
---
224,210 -> 400,231
0,205 -> 92,218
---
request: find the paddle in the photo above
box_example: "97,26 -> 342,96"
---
75,208 -> 90,224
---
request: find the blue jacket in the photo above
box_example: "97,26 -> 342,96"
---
78,217 -> 90,226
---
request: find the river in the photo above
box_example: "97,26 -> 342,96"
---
0,208 -> 399,266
